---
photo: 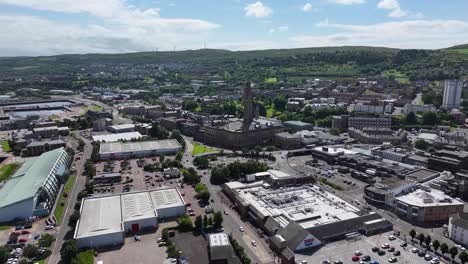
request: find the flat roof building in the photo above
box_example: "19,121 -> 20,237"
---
396,188 -> 464,224
92,132 -> 143,142
99,139 -> 182,160
74,188 -> 185,248
208,233 -> 240,264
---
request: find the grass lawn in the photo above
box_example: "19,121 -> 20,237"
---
37,259 -> 46,264
264,77 -> 277,83
54,174 -> 76,224
0,163 -> 18,182
90,104 -> 103,112
192,143 -> 216,155
74,250 -> 94,264
266,106 -> 275,118
0,225 -> 10,231
2,140 -> 11,152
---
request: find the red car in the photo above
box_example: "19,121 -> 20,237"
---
18,237 -> 28,243
21,230 -> 31,235
388,247 -> 395,252
352,256 -> 360,262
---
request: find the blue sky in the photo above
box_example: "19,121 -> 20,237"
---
0,0 -> 467,56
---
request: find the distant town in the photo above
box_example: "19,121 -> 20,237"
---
1,50 -> 468,264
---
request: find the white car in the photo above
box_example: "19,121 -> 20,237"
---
430,258 -> 440,264
411,247 -> 419,253
239,226 -> 245,232
251,240 -> 257,246
388,235 -> 396,240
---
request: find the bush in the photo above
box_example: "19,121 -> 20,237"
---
38,233 -> 56,248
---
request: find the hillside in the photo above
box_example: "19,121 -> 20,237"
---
1,45 -> 467,80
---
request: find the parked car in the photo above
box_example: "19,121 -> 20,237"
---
251,240 -> 257,246
388,257 -> 397,263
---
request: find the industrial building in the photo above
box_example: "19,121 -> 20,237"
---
222,182 -> 391,254
107,124 -> 136,133
208,233 -> 240,264
74,188 -> 186,248
98,139 -> 182,160
0,147 -> 72,222
92,132 -> 143,142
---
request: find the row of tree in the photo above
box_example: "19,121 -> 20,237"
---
210,160 -> 268,185
409,229 -> 468,263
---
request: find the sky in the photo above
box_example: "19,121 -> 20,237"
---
0,0 -> 468,56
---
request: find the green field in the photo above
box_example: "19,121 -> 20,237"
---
74,250 -> 94,264
192,143 -> 216,155
54,174 -> 76,224
90,104 -> 103,112
0,225 -> 10,231
0,163 -> 18,182
264,77 -> 277,83
2,140 -> 11,152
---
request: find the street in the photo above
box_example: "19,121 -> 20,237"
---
48,131 -> 93,264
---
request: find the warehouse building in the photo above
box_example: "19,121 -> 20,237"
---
0,147 -> 72,222
99,139 -> 182,160
208,233 -> 240,264
92,131 -> 143,142
74,188 -> 186,248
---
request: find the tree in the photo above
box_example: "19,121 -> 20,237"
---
409,229 -> 416,241
194,215 -> 203,233
418,233 -> 425,246
405,112 -> 417,125
182,168 -> 200,184
38,233 -> 56,247
441,243 -> 449,255
415,139 -> 429,150
273,96 -> 287,111
178,214 -> 193,232
0,246 -> 9,264
60,240 -> 78,264
22,244 -> 39,261
149,123 -> 169,139
425,235 -> 432,248
9,232 -> 19,244
208,216 -> 213,226
432,240 -> 440,252
459,251 -> 468,264
203,215 -> 208,229
422,112 -> 438,126
68,210 -> 81,228
450,246 -> 459,260
194,156 -> 209,169
213,211 -> 224,229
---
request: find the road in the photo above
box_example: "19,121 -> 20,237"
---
48,131 -> 93,264
182,138 -> 275,264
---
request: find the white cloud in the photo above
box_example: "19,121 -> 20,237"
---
377,0 -> 406,18
290,19 -> 468,49
269,25 -> 289,34
330,0 -> 366,5
302,3 -> 314,12
244,1 -> 273,18
0,0 -> 221,56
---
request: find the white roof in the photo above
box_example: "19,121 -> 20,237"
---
232,184 -> 360,229
417,133 -> 439,141
75,188 -> 183,240
209,233 -> 230,247
121,192 -> 157,222
108,124 -> 135,130
99,139 -> 181,155
75,195 -> 122,239
149,188 -> 185,209
396,188 -> 464,208
92,132 -> 143,142
267,170 -> 293,180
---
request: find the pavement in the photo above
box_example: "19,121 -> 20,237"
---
182,138 -> 276,264
48,131 -> 93,264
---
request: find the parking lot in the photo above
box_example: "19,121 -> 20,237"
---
296,231 -> 445,264
96,222 -> 174,264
